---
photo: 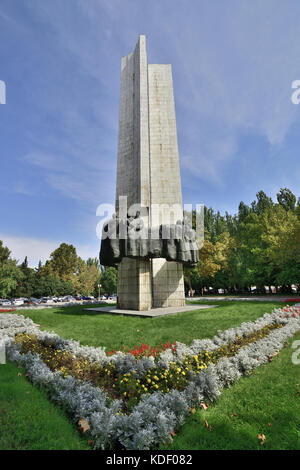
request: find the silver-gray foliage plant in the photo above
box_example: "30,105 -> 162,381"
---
1,307 -> 299,450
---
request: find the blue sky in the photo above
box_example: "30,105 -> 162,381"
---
1,0 -> 300,267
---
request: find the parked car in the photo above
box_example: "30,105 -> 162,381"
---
29,297 -> 41,305
1,299 -> 11,306
40,297 -> 53,304
108,294 -> 117,300
63,296 -> 76,302
12,299 -> 24,306
100,295 -> 107,300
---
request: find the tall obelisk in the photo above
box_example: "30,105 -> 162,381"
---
116,35 -> 185,310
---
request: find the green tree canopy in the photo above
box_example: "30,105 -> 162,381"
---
100,267 -> 117,295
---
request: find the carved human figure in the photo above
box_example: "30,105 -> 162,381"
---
126,211 -> 148,258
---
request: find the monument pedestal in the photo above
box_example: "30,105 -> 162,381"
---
117,258 -> 152,311
151,259 -> 185,308
117,258 -> 185,310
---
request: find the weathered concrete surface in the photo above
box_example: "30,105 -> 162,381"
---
115,35 -> 186,310
85,304 -> 217,318
148,63 -> 185,308
116,35 -> 151,310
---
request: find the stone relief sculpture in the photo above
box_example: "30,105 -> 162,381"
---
100,211 -> 199,267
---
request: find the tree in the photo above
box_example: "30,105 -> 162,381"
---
260,204 -> 300,286
0,241 -> 11,264
0,241 -> 23,298
36,260 -> 43,275
49,243 -> 78,281
197,237 -> 221,288
15,261 -> 36,298
276,188 -> 296,212
238,201 -> 251,224
0,260 -> 23,298
100,267 -> 117,295
76,258 -> 100,295
33,275 -> 61,298
251,190 -> 273,215
86,257 -> 100,269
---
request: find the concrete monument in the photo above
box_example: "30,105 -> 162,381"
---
100,35 -> 198,311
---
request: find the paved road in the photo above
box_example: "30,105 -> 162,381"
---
187,296 -> 299,302
1,299 -> 116,310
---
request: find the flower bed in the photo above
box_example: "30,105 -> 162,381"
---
14,321 -> 282,413
107,340 -> 177,359
1,306 -> 300,450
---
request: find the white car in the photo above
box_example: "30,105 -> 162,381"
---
1,299 -> 11,306
12,299 -> 24,306
41,297 -> 53,304
63,296 -> 76,302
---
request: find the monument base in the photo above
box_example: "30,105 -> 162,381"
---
117,258 -> 186,310
85,304 -> 216,318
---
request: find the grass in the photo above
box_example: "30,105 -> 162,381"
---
1,300 -> 299,450
161,330 -> 300,450
8,300 -> 285,351
0,361 -> 90,450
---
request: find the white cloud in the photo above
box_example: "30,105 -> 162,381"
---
0,234 -> 98,268
23,150 -> 116,205
181,135 -> 238,185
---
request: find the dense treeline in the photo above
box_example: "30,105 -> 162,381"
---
1,187 -> 299,299
185,187 -> 300,295
0,242 -> 117,299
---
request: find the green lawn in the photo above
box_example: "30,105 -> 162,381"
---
161,330 -> 300,450
8,300 -> 285,351
1,300 -> 299,450
0,361 -> 90,450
